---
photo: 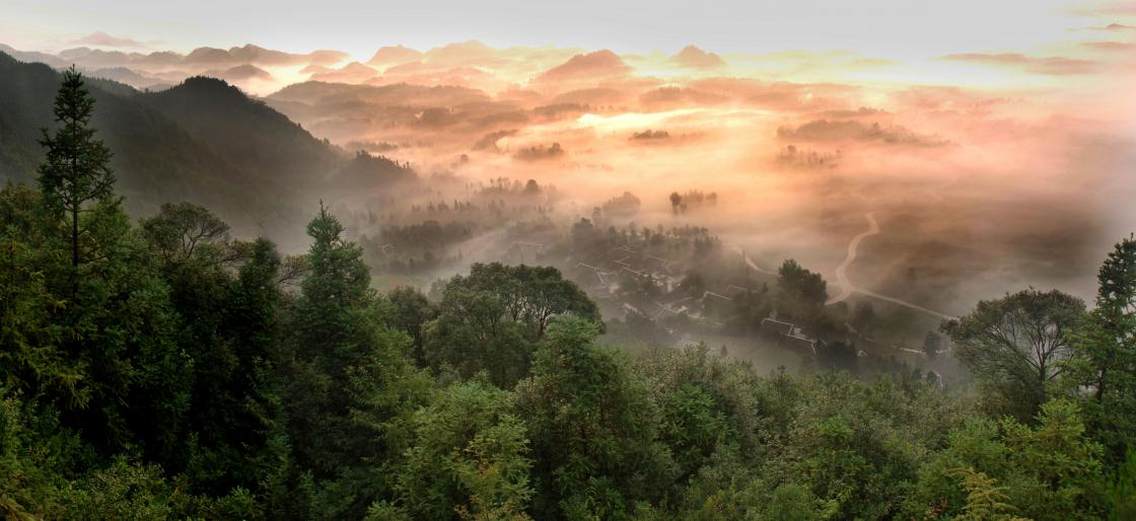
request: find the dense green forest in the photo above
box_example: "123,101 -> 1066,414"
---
2,69 -> 1135,521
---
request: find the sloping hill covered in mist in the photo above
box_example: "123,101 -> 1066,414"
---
0,51 -> 416,240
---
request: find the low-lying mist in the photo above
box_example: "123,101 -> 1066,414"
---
275,64 -> 1135,321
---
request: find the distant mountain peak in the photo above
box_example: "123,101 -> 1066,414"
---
205,64 -> 273,82
535,50 -> 630,82
174,76 -> 247,98
368,45 -> 422,66
424,40 -> 497,65
671,45 -> 725,69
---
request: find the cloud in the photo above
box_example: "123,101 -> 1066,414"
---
473,129 -> 518,151
890,86 -> 1008,114
941,52 -> 1099,75
684,78 -> 859,112
549,87 -> 633,106
1096,2 -> 1136,15
777,120 -> 949,147
1080,40 -> 1136,52
814,107 -> 888,119
639,86 -> 729,110
300,64 -> 333,75
1071,2 -> 1136,17
670,45 -> 725,69
70,31 -> 145,48
531,103 -> 589,120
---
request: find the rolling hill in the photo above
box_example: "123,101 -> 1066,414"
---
0,51 -> 416,243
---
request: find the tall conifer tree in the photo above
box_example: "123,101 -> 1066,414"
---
37,66 -> 115,271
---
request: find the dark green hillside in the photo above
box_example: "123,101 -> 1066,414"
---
141,76 -> 340,187
0,54 -> 239,207
0,52 -> 416,240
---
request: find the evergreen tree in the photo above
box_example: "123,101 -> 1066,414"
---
36,66 -> 116,272
283,204 -> 429,519
1070,235 -> 1136,461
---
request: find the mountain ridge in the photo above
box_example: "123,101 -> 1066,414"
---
0,51 -> 416,244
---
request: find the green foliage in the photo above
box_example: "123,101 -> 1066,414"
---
0,185 -> 82,407
59,458 -> 184,521
36,67 -> 116,270
386,286 -> 437,364
0,175 -> 1130,519
423,263 -> 600,387
776,259 -> 827,325
515,317 -> 672,520
1068,236 -> 1136,462
281,203 -> 431,519
393,380 -> 533,520
772,375 -> 962,519
765,483 -> 833,521
944,289 -> 1085,420
908,399 -> 1106,520
0,52 -> 417,238
1106,450 -> 1136,520
141,201 -> 231,266
0,391 -> 69,520
949,467 -> 1028,521
446,262 -> 602,337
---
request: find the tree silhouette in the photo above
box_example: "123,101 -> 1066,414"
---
37,66 -> 116,271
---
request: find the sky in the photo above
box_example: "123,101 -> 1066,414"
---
3,0 -> 1130,60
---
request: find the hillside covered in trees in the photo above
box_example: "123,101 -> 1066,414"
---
0,52 -> 415,243
2,66 -> 1136,521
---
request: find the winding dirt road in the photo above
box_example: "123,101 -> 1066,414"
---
826,212 -> 956,321
731,214 -> 955,321
735,247 -> 777,275
827,212 -> 880,305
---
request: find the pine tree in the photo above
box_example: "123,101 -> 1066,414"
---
1072,235 -> 1136,461
37,66 -> 116,271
